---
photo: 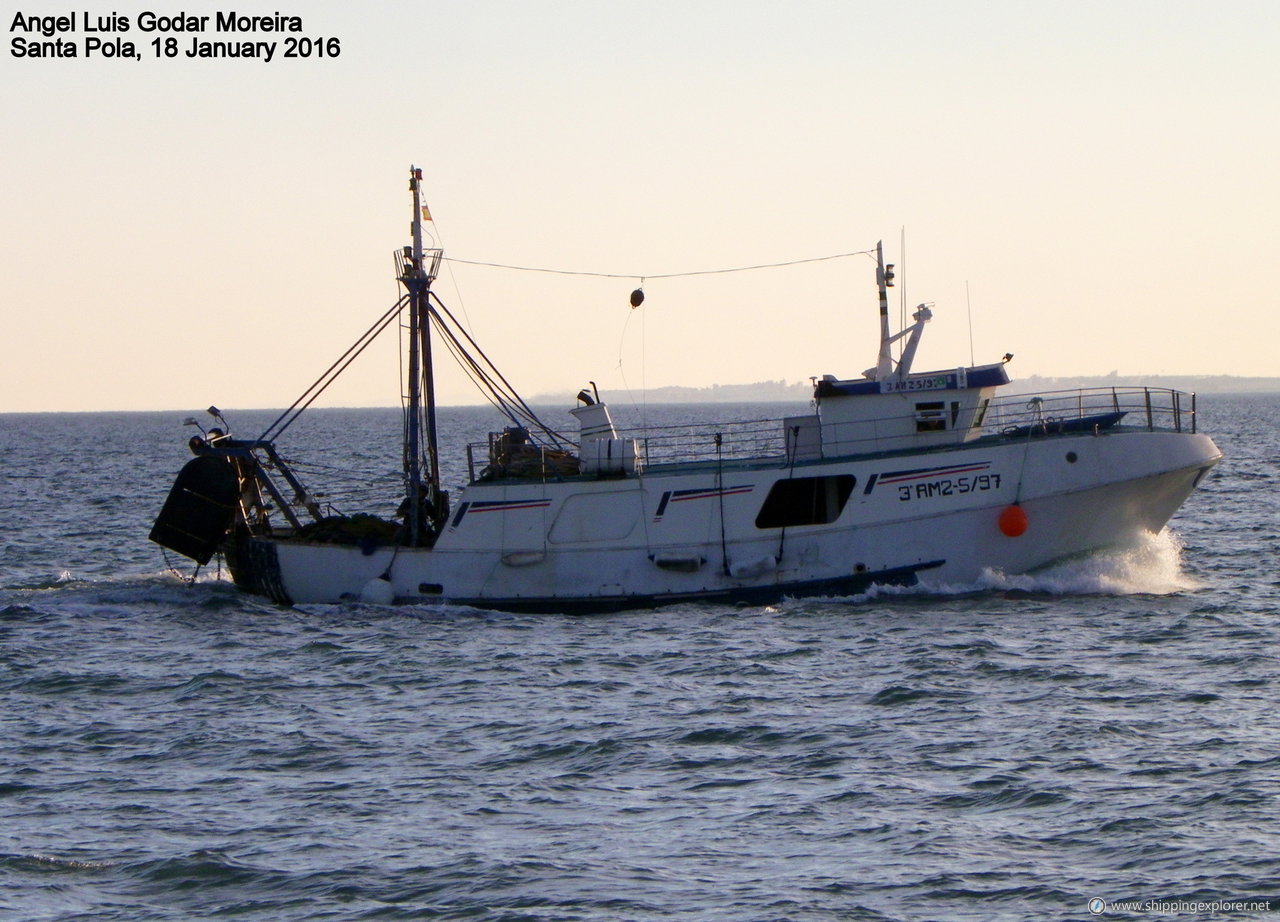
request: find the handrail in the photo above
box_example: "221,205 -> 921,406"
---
465,385 -> 1200,483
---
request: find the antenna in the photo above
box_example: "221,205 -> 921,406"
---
966,280 -> 975,367
898,227 -> 906,363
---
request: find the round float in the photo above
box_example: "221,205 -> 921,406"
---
998,504 -> 1028,537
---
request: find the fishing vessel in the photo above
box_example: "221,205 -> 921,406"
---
151,168 -> 1222,612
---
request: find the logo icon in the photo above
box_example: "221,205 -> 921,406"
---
1088,897 -> 1106,914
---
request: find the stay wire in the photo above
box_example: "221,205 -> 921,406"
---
427,305 -> 523,426
426,303 -> 561,445
425,298 -> 528,422
428,292 -> 569,446
251,249 -> 876,449
259,294 -> 410,443
443,249 -> 875,280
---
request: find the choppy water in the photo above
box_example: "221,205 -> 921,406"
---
2,396 -> 1277,920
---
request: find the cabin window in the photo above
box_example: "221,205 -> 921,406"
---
973,398 -> 990,429
755,475 -> 855,529
914,401 -> 947,432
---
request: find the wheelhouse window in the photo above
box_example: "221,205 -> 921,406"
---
755,475 -> 855,529
914,401 -> 947,432
973,398 -> 990,430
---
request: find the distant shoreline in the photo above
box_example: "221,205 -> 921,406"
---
4,375 -> 1276,415
530,374 -> 1280,404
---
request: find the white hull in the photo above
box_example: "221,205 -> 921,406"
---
233,428 -> 1220,611
150,175 -> 1220,612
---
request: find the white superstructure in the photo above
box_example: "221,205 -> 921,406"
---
151,171 -> 1222,612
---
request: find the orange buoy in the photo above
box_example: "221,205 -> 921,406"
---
998,503 -> 1028,537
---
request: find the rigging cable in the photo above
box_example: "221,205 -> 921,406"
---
429,309 -> 530,429
446,249 -> 878,438
252,247 -> 879,445
427,292 -> 569,446
442,249 -> 875,280
258,294 -> 410,443
776,423 -> 801,565
425,298 -> 535,426
715,433 -> 729,577
614,278 -> 646,423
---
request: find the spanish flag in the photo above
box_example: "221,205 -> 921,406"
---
421,204 -> 432,222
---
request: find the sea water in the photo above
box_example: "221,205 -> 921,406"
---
1,396 -> 1277,921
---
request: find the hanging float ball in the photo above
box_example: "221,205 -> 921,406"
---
630,288 -> 645,308
359,575 -> 395,605
998,504 -> 1029,537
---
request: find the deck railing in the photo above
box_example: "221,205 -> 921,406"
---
629,417 -> 790,467
983,386 -> 1196,436
465,386 -> 1198,482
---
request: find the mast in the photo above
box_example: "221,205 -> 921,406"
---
874,241 -> 895,380
401,166 -> 444,545
870,240 -> 933,383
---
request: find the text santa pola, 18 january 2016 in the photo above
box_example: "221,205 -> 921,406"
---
8,11 -> 331,61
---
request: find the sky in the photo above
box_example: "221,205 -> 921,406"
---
2,0 -> 1277,412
